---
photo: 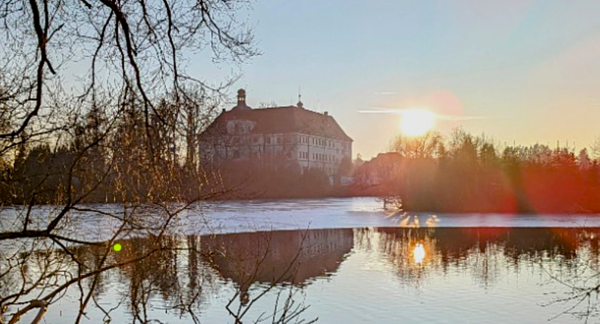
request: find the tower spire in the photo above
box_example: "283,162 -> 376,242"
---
297,87 -> 304,108
237,88 -> 247,108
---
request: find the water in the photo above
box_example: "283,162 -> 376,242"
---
3,197 -> 600,239
3,198 -> 600,323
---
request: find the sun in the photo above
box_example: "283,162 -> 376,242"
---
400,109 -> 435,136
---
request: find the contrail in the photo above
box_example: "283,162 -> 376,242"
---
359,108 -> 492,121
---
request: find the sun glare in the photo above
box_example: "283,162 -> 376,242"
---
413,243 -> 426,264
400,109 -> 435,136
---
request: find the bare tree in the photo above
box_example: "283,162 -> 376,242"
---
591,135 -> 600,160
0,0 -> 258,322
389,131 -> 445,160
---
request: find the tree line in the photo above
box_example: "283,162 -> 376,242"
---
0,99 -> 355,204
0,88 -> 231,205
352,129 -> 600,213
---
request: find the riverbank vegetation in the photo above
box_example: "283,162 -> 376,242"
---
0,121 -> 348,204
352,130 -> 600,213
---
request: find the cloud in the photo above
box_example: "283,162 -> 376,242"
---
359,108 -> 492,121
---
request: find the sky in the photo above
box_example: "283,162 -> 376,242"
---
191,0 -> 600,159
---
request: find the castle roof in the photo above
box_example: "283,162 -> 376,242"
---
203,104 -> 353,142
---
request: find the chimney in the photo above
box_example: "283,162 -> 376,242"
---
324,111 -> 328,116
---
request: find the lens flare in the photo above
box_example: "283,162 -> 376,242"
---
113,243 -> 122,252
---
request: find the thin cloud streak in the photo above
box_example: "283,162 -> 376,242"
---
358,108 -> 493,121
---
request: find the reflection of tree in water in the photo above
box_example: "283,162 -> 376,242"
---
537,230 -> 600,323
119,236 -> 211,322
355,227 -> 600,289
66,235 -> 222,323
10,229 -> 353,323
374,228 -> 438,286
9,227 -> 600,323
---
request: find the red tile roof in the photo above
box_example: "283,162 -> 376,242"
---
203,105 -> 353,142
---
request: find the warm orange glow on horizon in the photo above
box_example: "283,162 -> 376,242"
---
400,109 -> 435,136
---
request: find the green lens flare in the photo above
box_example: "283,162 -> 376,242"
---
113,243 -> 122,252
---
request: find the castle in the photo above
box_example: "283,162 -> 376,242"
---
199,89 -> 352,176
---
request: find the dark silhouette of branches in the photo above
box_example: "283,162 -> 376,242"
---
0,0 -> 258,323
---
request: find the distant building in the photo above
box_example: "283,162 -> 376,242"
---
199,89 -> 353,175
354,152 -> 404,186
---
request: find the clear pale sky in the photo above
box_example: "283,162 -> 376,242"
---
191,0 -> 600,159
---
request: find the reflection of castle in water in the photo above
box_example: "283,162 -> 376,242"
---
61,227 -> 600,299
20,227 -> 600,323
53,229 -> 353,321
200,229 -> 354,289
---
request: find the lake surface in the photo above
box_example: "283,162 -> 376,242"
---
4,198 -> 600,323
3,197 -> 600,240
30,227 -> 600,324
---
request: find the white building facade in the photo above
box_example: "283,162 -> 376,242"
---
199,89 -> 353,176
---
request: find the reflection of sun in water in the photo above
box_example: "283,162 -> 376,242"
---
413,243 -> 425,264
400,109 -> 435,136
385,211 -> 439,228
